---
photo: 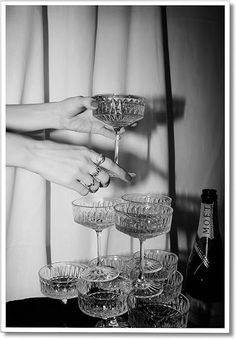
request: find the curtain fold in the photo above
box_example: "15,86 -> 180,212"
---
6,6 -> 47,301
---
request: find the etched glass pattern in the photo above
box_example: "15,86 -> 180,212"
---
122,193 -> 172,206
92,94 -> 145,129
148,271 -> 183,303
39,262 -> 87,303
127,293 -> 190,328
89,255 -> 136,279
78,276 -> 132,319
72,197 -> 122,232
114,202 -> 173,240
133,249 -> 178,279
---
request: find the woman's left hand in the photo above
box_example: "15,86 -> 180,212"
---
55,96 -> 121,139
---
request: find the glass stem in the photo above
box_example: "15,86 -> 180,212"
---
96,231 -> 102,266
114,128 -> 121,164
139,239 -> 145,282
108,317 -> 119,327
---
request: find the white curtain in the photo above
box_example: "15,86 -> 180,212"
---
6,5 -> 224,301
6,6 -> 47,301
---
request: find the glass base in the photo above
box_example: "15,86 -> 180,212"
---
135,258 -> 162,274
133,279 -> 164,298
80,265 -> 119,282
95,317 -> 129,328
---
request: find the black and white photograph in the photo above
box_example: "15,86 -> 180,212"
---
1,0 -> 230,333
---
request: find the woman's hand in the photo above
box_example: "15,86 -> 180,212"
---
7,133 -> 132,195
7,96 -> 124,139
55,96 -> 119,139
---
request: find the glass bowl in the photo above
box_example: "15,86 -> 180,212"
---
77,275 -> 132,321
92,94 -> 145,129
39,261 -> 87,304
89,255 -> 136,279
72,197 -> 122,232
114,203 -> 173,240
127,293 -> 190,328
122,193 -> 172,206
132,249 -> 178,280
148,271 -> 183,303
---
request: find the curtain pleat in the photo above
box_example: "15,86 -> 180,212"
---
6,6 -> 47,301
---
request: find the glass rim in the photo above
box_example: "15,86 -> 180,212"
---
114,202 -> 173,214
128,293 -> 190,313
122,193 -> 172,203
72,197 -> 122,208
90,254 -> 133,261
168,270 -> 184,284
133,249 -> 178,261
156,293 -> 190,310
38,261 -> 87,278
92,93 -> 146,101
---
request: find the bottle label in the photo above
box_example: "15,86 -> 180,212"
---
197,203 -> 214,239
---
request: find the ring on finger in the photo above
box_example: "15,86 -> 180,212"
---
86,181 -> 94,188
95,153 -> 105,166
91,166 -> 101,178
89,185 -> 99,193
77,179 -> 94,189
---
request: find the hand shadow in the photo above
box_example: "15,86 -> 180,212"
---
126,95 -> 186,135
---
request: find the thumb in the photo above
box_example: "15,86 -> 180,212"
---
81,96 -> 98,110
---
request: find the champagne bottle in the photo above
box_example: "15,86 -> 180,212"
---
184,189 -> 224,327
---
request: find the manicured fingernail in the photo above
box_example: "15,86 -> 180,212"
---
102,179 -> 110,188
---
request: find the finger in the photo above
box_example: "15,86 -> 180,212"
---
70,181 -> 89,196
79,96 -> 98,110
100,177 -> 110,188
88,180 -> 100,193
100,125 -> 116,139
77,172 -> 94,187
77,171 -> 100,190
89,151 -> 132,183
102,158 -> 132,183
104,125 -> 125,136
119,127 -> 125,135
89,163 -> 110,187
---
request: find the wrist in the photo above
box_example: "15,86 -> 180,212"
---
6,102 -> 61,131
31,102 -> 61,130
6,133 -> 39,169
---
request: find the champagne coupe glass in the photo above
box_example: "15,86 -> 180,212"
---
38,261 -> 87,304
122,194 -> 172,273
78,274 -> 133,328
72,197 -> 122,282
132,249 -> 178,281
146,271 -> 183,304
127,293 -> 190,328
92,94 -> 145,164
89,254 -> 136,327
114,202 -> 173,298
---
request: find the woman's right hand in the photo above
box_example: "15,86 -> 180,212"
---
6,133 -> 132,195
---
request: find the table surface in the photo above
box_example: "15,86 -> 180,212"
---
6,297 -> 101,328
6,297 -> 223,329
